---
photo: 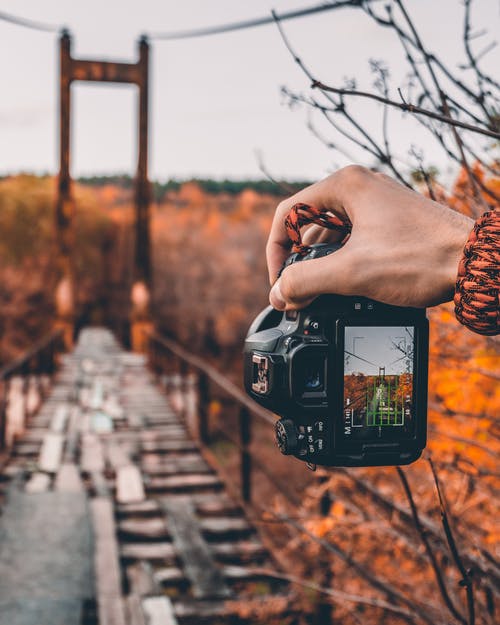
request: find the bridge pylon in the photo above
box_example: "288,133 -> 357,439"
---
55,30 -> 153,351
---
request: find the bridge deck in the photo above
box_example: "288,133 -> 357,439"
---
0,329 -> 290,625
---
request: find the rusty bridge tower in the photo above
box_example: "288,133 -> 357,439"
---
55,30 -> 152,351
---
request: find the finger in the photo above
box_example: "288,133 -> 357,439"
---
269,247 -> 355,310
266,175 -> 350,284
302,223 -> 346,246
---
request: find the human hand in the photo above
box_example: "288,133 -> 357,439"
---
266,166 -> 474,310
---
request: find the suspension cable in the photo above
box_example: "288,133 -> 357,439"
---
0,9 -> 62,33
148,1 -> 365,40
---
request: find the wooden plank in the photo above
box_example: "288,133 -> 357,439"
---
13,443 -> 40,457
141,458 -> 210,476
211,541 -> 267,564
116,465 -> 145,504
162,499 -> 231,600
195,498 -> 241,518
153,566 -> 185,586
200,517 -> 253,538
127,412 -> 145,429
116,499 -> 159,517
119,518 -> 168,540
106,441 -> 132,471
25,472 -> 51,493
126,561 -> 158,596
55,463 -> 84,493
141,440 -> 197,453
50,404 -> 69,433
91,471 -> 111,498
120,542 -> 175,562
80,433 -> 105,473
140,427 -> 187,441
146,474 -> 222,493
142,596 -> 178,625
126,595 -> 146,625
173,601 -> 227,620
91,411 -> 114,433
38,432 -> 64,473
91,497 -> 127,625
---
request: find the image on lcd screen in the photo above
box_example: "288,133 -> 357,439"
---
343,327 -> 415,440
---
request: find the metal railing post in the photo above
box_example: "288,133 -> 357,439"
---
239,406 -> 252,503
0,381 -> 7,450
197,372 -> 210,444
315,480 -> 333,625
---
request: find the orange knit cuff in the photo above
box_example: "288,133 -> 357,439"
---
454,209 -> 499,336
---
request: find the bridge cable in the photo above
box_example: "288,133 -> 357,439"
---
148,0 -> 366,40
0,9 -> 63,33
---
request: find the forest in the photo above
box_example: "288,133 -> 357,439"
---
1,166 -> 498,622
1,0 -> 499,621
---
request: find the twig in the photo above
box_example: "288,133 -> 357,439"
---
254,149 -> 299,195
266,507 -> 449,625
396,467 -> 467,625
394,0 -> 490,213
310,80 -> 500,140
428,458 -> 476,625
252,567 -> 416,619
273,10 -> 411,186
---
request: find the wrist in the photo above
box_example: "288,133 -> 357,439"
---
443,209 -> 475,298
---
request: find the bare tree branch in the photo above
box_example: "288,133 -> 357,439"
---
310,80 -> 500,140
428,458 -> 476,625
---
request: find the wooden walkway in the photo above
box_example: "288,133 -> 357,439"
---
0,329 -> 290,625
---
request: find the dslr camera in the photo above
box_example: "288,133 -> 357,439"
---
244,243 -> 429,468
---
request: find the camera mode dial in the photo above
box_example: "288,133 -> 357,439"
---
275,419 -> 299,455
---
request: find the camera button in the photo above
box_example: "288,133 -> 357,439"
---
314,438 -> 326,453
304,317 -> 321,335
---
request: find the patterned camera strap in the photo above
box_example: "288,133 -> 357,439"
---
285,202 -> 352,255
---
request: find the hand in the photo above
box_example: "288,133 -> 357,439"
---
266,166 -> 474,310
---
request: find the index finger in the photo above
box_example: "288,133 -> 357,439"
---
265,174 -> 349,284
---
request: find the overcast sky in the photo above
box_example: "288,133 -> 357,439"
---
345,326 -> 414,376
1,0 -> 497,181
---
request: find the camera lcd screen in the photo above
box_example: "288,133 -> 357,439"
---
343,326 -> 415,441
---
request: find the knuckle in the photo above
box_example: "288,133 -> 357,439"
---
276,199 -> 291,217
279,266 -> 301,303
338,164 -> 370,186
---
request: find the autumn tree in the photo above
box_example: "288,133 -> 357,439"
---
259,2 -> 499,624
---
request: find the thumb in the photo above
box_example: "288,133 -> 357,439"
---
269,249 -> 354,310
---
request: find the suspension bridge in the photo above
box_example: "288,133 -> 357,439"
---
0,30 -> 304,625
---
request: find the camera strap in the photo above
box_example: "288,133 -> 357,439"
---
285,203 -> 352,256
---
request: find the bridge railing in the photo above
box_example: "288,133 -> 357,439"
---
146,332 -> 300,506
0,330 -> 64,450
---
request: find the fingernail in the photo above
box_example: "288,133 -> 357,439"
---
270,280 -> 286,310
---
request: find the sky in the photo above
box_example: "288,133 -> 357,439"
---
0,0 -> 498,182
344,326 -> 414,376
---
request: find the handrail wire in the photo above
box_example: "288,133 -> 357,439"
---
149,332 -> 275,426
0,330 -> 64,380
0,10 -> 62,33
148,1 -> 367,40
146,332 -> 306,506
1,1 -> 374,40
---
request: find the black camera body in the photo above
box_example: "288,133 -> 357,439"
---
244,244 -> 429,467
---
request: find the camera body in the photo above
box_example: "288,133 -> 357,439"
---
244,244 -> 429,467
